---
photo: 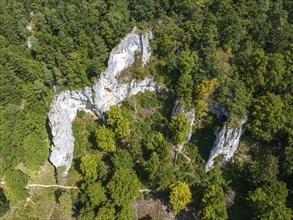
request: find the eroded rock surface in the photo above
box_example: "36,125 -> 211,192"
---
205,117 -> 247,172
48,28 -> 158,175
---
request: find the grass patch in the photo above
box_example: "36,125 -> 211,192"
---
17,160 -> 56,185
72,113 -> 99,157
3,161 -> 59,219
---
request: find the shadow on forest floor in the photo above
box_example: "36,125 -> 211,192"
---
190,115 -> 224,161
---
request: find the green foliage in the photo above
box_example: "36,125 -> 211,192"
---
169,181 -> 191,214
283,146 -> 293,177
106,106 -> 130,139
153,17 -> 184,56
116,205 -> 136,220
194,78 -> 217,122
170,112 -> 190,145
95,125 -> 116,152
144,132 -> 175,189
80,155 -> 99,181
95,203 -> 116,220
107,168 -> 140,207
247,153 -> 279,186
4,170 -> 28,203
22,134 -> 48,170
201,184 -> 228,220
79,206 -> 96,220
58,191 -> 72,217
111,148 -> 134,170
176,72 -> 193,109
0,0 -> 292,218
80,154 -> 108,182
217,72 -> 250,125
0,189 -> 9,217
129,0 -> 156,22
83,181 -> 107,207
248,93 -> 286,141
72,114 -> 97,157
238,50 -> 288,95
76,110 -> 86,118
153,132 -> 171,162
145,151 -> 175,190
218,8 -> 243,49
248,180 -> 292,220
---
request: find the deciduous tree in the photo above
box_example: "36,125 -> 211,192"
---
248,93 -> 285,141
248,180 -> 292,220
201,184 -> 227,220
106,106 -> 130,139
169,181 -> 191,214
95,125 -> 115,152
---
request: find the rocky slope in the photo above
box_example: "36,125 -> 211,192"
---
48,28 -> 158,175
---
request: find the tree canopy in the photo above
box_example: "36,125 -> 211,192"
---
169,181 -> 192,214
170,112 -> 190,145
0,0 -> 292,219
95,125 -> 116,152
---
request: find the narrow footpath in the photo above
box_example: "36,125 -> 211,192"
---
0,181 -> 78,189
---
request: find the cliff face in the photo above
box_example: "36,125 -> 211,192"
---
205,117 -> 247,172
48,28 -> 158,175
48,89 -> 93,171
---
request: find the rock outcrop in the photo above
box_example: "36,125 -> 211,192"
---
26,12 -> 34,48
48,28 -> 158,175
205,117 -> 247,172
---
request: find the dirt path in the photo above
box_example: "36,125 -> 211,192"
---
0,181 -> 77,189
179,152 -> 191,163
27,184 -> 78,189
176,144 -> 191,163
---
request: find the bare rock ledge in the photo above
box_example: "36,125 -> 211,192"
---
48,28 -> 159,175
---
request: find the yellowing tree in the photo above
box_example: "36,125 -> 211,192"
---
194,78 -> 217,120
169,181 -> 191,214
95,124 -> 115,152
80,154 -> 99,181
106,106 -> 130,139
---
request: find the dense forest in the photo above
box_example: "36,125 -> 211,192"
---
0,0 -> 292,219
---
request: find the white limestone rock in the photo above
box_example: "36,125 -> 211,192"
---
205,117 -> 247,172
48,28 -> 158,175
48,89 -> 94,171
26,24 -> 32,31
27,37 -> 32,48
141,30 -> 153,65
92,29 -> 156,114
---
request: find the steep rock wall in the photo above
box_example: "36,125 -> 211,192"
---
205,117 -> 247,172
170,101 -> 246,171
48,28 -> 158,175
